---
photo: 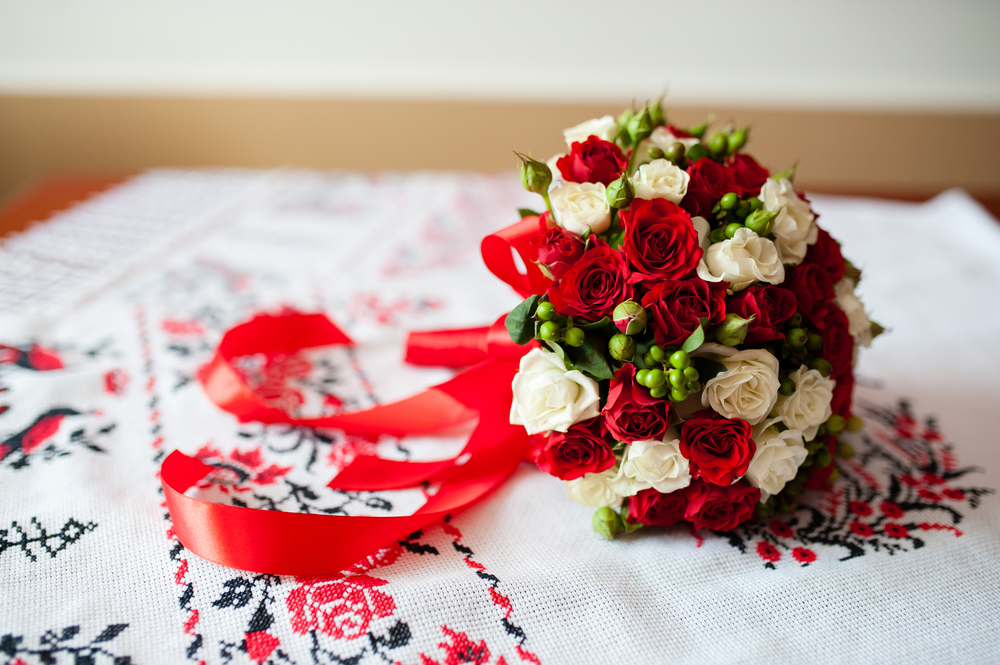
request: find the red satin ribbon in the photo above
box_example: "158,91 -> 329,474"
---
161,216 -> 547,575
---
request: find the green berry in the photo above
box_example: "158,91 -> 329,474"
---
536,301 -> 555,321
686,380 -> 702,392
669,350 -> 690,369
788,312 -> 803,328
787,328 -> 808,348
686,143 -> 708,162
649,345 -> 666,362
650,385 -> 668,399
643,351 -> 656,367
784,480 -> 803,497
645,369 -> 665,388
720,192 -> 740,210
664,141 -> 686,163
683,366 -> 699,380
806,332 -> 823,352
539,321 -> 560,341
816,447 -> 832,468
809,357 -> 833,377
670,386 -> 689,402
779,377 -> 796,396
748,196 -> 763,211
724,222 -> 743,239
668,369 -> 686,387
708,133 -> 728,155
710,228 -> 727,243
836,440 -> 855,459
826,414 -> 846,434
648,146 -> 665,160
847,415 -> 864,432
636,369 -> 650,387
728,128 -> 748,153
736,200 -> 751,219
564,327 -> 585,347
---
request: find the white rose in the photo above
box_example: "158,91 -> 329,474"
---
702,348 -> 780,425
632,159 -> 690,203
546,154 -> 564,190
565,467 -> 624,508
773,365 -> 835,440
648,126 -> 701,153
563,115 -> 617,147
510,348 -> 601,435
550,182 -> 612,236
760,177 -> 818,266
834,278 -> 872,347
697,227 -> 784,291
618,432 -> 691,495
745,424 -> 807,501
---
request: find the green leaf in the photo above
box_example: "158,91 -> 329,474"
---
565,337 -> 614,381
680,325 -> 705,353
517,207 -> 541,219
577,316 -> 612,331
871,320 -> 887,340
693,356 -> 727,382
606,229 -> 625,250
505,294 -> 541,345
541,339 -> 575,370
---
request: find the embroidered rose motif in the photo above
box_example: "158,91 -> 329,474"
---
286,575 -> 395,641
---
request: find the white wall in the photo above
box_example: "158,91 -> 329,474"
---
1,0 -> 998,111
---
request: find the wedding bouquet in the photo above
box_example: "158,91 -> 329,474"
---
504,101 -> 883,539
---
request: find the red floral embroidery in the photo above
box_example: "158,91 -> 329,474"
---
769,520 -> 794,539
879,501 -> 904,518
244,631 -> 280,663
756,541 -> 781,563
103,369 -> 129,396
287,575 -> 396,641
849,521 -> 875,538
848,500 -> 872,517
918,488 -> 942,502
194,445 -> 292,493
942,488 -> 966,501
921,472 -> 945,486
883,523 -> 909,539
791,547 -> 817,564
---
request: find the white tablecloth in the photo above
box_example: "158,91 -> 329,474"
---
1,170 -> 997,664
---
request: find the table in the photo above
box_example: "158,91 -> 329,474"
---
1,169 -> 998,664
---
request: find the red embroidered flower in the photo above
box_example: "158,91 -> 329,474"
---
921,472 -> 945,486
26,344 -> 64,371
942,488 -> 966,501
849,521 -> 875,538
803,227 -> 845,283
725,285 -> 797,346
21,414 -> 67,455
726,153 -> 769,196
679,411 -> 755,486
629,488 -> 687,527
884,522 -> 909,539
556,136 -> 627,186
918,488 -> 942,503
769,520 -> 794,539
103,369 -> 129,396
756,541 -> 781,563
849,501 -> 873,517
245,631 -> 280,663
287,575 -> 396,640
194,446 -> 292,493
683,479 -> 760,532
900,474 -> 920,487
534,418 -> 615,480
546,240 -> 632,320
602,364 -> 670,444
642,278 -> 726,347
792,547 -> 817,564
879,501 -> 905,519
619,198 -> 702,282
531,214 -> 584,280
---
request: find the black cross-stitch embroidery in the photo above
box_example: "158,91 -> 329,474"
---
0,517 -> 97,563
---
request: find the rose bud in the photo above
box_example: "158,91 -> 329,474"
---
714,313 -> 752,347
605,172 -> 635,209
608,333 -> 636,362
744,208 -> 778,236
627,107 -> 654,145
613,300 -> 647,335
517,153 -> 553,195
728,127 -> 749,153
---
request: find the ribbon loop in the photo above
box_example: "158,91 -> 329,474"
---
480,216 -> 552,298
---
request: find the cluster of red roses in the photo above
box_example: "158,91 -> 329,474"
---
503,103 -> 876,537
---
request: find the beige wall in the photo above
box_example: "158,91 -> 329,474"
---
2,96 -> 999,202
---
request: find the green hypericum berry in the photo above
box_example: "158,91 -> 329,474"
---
847,415 -> 865,432
728,128 -> 748,152
736,200 -> 751,219
536,301 -> 555,321
664,141 -> 686,163
608,333 -> 636,362
648,146 -> 665,160
720,192 -> 740,210
784,480 -> 803,497
826,414 -> 846,434
708,133 -> 729,155
539,321 -> 560,341
809,357 -> 833,377
668,369 -> 685,388
709,228 -> 727,244
564,327 -> 585,347
643,351 -> 656,367
686,380 -> 702,392
645,369 -> 665,388
836,440 -> 856,459
724,222 -> 743,239
779,377 -> 797,396
689,121 -> 709,139
748,196 -> 763,211
636,369 -> 650,387
517,154 -> 553,195
650,385 -> 668,399
787,328 -> 808,348
788,312 -> 803,328
669,350 -> 690,369
683,366 -> 699,380
649,345 -> 666,362
670,386 -> 689,402
686,143 -> 708,162
806,332 -> 824,352
815,447 -> 832,468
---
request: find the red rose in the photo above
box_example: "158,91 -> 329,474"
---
803,227 -> 845,283
619,198 -> 702,282
780,262 -> 833,327
804,435 -> 838,489
664,124 -> 695,139
287,576 -> 395,640
725,286 -> 797,346
602,364 -> 669,444
546,240 -> 632,319
830,369 -> 854,420
534,417 -> 615,480
726,153 -> 769,196
642,278 -> 726,347
679,187 -> 714,218
683,479 -> 760,531
679,411 -> 755,486
556,136 -> 627,186
629,488 -> 686,527
531,214 -> 584,280
820,307 -> 853,379
687,157 -> 740,199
